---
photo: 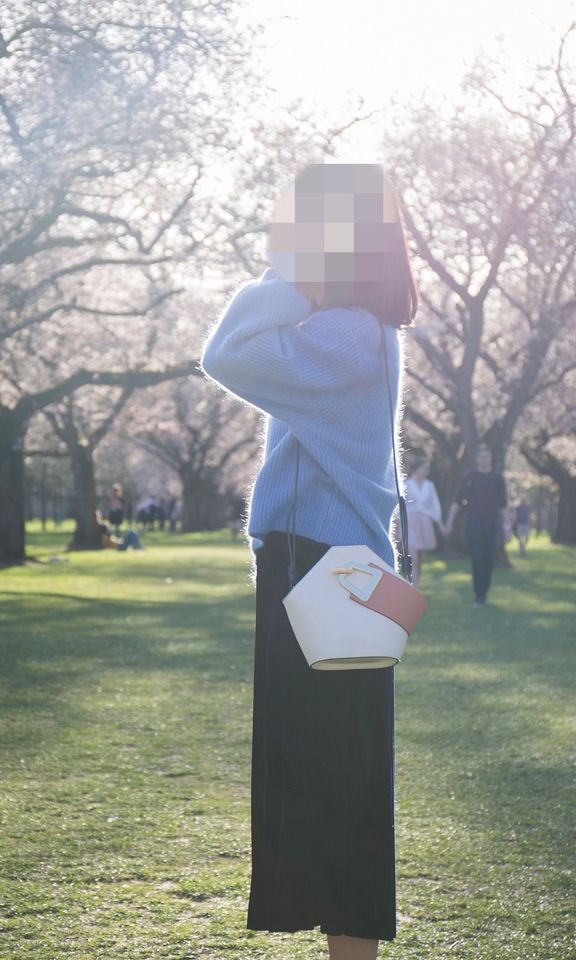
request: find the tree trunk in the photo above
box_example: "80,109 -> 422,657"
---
39,457 -> 48,532
68,444 -> 100,550
552,478 -> 576,545
521,443 -> 576,547
180,469 -> 227,532
0,410 -> 26,566
429,449 -> 469,514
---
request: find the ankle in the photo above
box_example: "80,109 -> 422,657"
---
327,933 -> 379,960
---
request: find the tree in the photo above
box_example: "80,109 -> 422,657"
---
23,446 -> 72,528
131,379 -> 260,531
522,435 -> 576,545
42,388 -> 134,549
382,28 -> 576,506
519,365 -> 576,544
0,0 -> 264,563
1,366 -> 204,563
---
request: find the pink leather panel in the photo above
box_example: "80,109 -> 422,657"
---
350,563 -> 428,633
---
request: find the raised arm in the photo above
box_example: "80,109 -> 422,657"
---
201,269 -> 384,416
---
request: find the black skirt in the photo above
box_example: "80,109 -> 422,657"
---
247,531 -> 396,941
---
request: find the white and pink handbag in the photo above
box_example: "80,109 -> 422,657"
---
282,336 -> 428,670
283,542 -> 427,670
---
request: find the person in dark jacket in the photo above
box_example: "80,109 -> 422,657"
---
445,444 -> 507,605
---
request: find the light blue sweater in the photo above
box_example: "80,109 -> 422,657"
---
201,268 -> 403,565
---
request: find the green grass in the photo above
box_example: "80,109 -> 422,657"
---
0,527 -> 574,959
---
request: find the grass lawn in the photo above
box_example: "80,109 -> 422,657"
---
0,523 -> 574,960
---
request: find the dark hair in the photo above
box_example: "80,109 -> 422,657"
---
359,194 -> 418,328
410,458 -> 429,474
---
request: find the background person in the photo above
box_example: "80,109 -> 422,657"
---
227,495 -> 245,540
157,497 -> 168,531
444,444 -> 507,606
136,495 -> 157,530
95,510 -> 143,551
168,497 -> 181,533
515,499 -> 532,556
405,458 -> 442,587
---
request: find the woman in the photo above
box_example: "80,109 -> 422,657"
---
108,483 -> 125,536
95,510 -> 143,551
201,163 -> 417,960
405,459 -> 441,587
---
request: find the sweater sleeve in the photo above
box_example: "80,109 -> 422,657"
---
201,268 -> 384,413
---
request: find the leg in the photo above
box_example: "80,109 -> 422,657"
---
327,934 -> 379,960
121,530 -> 142,550
479,524 -> 498,599
465,522 -> 484,601
248,535 -> 395,944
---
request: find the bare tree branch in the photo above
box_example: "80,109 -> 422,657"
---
0,93 -> 26,153
16,363 -> 201,424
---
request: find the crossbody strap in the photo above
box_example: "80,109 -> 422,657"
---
286,329 -> 413,589
382,330 -> 413,582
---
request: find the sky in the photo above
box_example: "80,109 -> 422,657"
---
240,0 -> 575,143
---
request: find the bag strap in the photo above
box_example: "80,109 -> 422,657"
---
382,330 -> 413,582
286,329 -> 413,588
286,441 -> 300,589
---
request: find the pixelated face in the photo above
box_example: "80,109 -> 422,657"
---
476,447 -> 493,471
413,461 -> 430,480
267,163 -> 401,305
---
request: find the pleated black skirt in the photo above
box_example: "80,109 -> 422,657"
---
247,531 -> 396,941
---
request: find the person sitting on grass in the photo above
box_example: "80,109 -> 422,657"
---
94,510 -> 144,551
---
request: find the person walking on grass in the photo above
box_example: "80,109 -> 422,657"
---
444,444 -> 507,606
405,458 -> 442,588
201,162 -> 418,960
514,499 -> 532,557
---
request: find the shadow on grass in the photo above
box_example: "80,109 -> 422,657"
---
0,587 -> 256,759
0,591 -> 255,669
396,545 -> 575,884
2,538 -> 574,903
